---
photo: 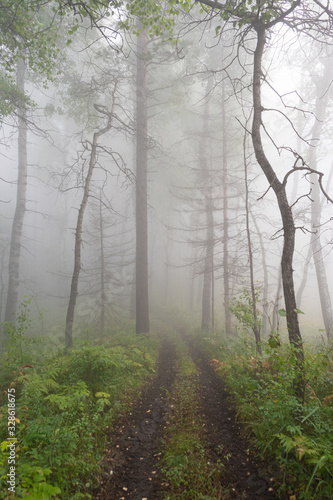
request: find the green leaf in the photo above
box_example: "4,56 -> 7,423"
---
95,392 -> 110,398
278,309 -> 287,317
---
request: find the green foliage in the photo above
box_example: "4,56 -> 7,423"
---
118,0 -> 195,38
202,333 -> 333,499
160,339 -> 225,499
229,287 -> 262,334
0,305 -> 159,499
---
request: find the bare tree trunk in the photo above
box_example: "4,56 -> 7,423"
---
296,244 -> 312,308
135,28 -> 150,334
65,107 -> 112,349
99,195 -> 106,336
252,26 -> 304,399
251,214 -> 269,337
201,212 -> 214,330
308,59 -> 333,343
222,80 -> 232,336
211,264 -> 215,332
271,269 -> 282,335
244,145 -> 262,354
3,54 -> 27,339
297,167 -> 333,309
200,77 -> 214,332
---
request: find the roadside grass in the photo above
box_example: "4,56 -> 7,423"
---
0,304 -> 159,499
195,332 -> 333,500
159,336 -> 227,500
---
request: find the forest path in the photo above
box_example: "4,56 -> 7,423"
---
95,332 -> 283,500
95,335 -> 177,499
185,335 -> 282,500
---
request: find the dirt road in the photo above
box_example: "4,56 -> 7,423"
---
95,333 -> 282,499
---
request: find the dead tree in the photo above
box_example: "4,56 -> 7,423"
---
65,103 -> 113,349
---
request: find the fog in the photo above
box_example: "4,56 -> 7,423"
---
1,3 -> 333,346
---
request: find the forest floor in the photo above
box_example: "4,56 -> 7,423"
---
94,333 -> 285,500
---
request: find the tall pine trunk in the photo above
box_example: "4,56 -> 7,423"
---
135,28 -> 150,334
200,77 -> 214,331
308,59 -> 333,343
99,196 -> 106,336
244,145 -> 262,354
221,79 -> 232,336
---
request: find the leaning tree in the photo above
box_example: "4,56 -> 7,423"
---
177,0 -> 333,399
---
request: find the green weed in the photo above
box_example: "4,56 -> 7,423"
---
200,333 -> 333,499
0,306 -> 159,499
160,340 -> 226,499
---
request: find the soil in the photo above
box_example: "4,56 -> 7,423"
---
95,336 -> 176,500
94,335 -> 286,500
187,338 -> 284,500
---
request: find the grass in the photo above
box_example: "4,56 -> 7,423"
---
159,335 -> 227,499
0,305 -> 159,499
195,331 -> 333,500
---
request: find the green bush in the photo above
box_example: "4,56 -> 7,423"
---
0,309 -> 159,499
200,333 -> 333,499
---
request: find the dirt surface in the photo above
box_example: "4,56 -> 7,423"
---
94,334 -> 285,499
95,336 -> 176,500
186,337 -> 284,500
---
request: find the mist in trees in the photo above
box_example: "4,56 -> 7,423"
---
1,0 -> 333,374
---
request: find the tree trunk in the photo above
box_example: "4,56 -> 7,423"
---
222,79 -> 232,336
308,59 -> 333,343
65,108 -> 112,349
200,77 -> 215,332
135,28 -> 150,334
271,269 -> 282,335
252,25 -> 304,399
244,145 -> 262,354
251,213 -> 269,337
99,195 -> 106,336
3,54 -> 27,339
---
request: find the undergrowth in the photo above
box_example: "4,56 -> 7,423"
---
160,336 -> 226,499
0,301 -> 159,499
197,332 -> 333,499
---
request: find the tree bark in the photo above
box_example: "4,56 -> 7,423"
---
200,77 -> 215,331
252,25 -> 304,398
308,59 -> 333,343
222,78 -> 232,336
251,213 -> 269,337
65,108 -> 112,349
135,28 -> 150,334
244,145 -> 262,354
4,54 -> 27,334
99,195 -> 106,336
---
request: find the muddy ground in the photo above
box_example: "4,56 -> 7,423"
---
94,335 -> 285,500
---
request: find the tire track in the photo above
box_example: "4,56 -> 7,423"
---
186,337 -> 284,500
95,336 -> 176,500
